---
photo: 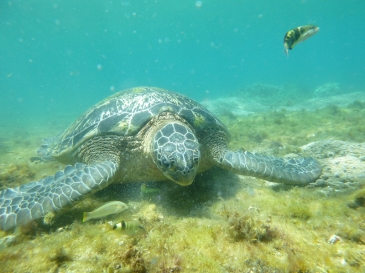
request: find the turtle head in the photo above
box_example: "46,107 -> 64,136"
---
152,122 -> 200,186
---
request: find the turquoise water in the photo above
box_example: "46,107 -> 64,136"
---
2,2 -> 365,272
1,0 -> 365,119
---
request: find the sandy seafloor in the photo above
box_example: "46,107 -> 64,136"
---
1,85 -> 365,273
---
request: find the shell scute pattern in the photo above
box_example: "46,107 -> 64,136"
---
50,87 -> 226,157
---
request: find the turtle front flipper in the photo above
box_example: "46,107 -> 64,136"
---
35,136 -> 60,162
0,161 -> 117,231
216,150 -> 322,185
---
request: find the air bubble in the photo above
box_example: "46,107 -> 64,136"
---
195,1 -> 203,8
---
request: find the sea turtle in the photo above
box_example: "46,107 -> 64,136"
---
0,87 -> 322,231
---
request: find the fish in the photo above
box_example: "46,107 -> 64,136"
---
107,220 -> 146,236
283,25 -> 319,55
82,201 -> 129,222
140,183 -> 161,198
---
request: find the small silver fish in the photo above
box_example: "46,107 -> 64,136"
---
82,201 -> 129,222
107,220 -> 146,236
284,25 -> 319,55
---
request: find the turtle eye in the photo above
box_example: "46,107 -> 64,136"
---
193,154 -> 199,164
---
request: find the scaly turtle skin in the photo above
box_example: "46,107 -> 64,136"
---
0,87 -> 322,231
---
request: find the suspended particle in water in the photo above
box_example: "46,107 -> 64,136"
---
97,64 -> 103,70
110,86 -> 115,92
195,1 -> 203,8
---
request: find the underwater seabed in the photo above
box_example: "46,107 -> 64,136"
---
1,89 -> 365,272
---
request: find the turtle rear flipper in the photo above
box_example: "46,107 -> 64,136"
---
217,150 -> 322,185
0,161 -> 117,231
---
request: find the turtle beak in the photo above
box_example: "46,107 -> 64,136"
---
158,147 -> 200,186
167,170 -> 197,186
163,145 -> 200,186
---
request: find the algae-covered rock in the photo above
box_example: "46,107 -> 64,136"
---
301,139 -> 365,191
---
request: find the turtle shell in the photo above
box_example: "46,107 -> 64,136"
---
50,87 -> 229,158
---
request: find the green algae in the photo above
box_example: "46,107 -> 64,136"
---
350,189 -> 365,208
1,176 -> 365,272
1,99 -> 365,272
222,100 -> 365,154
